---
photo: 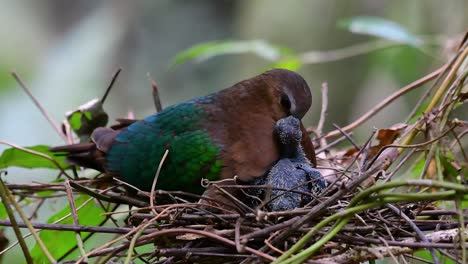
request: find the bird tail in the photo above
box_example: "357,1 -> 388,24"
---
50,142 -> 106,171
50,127 -> 120,172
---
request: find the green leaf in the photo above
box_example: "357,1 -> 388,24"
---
171,40 -> 293,66
31,195 -> 107,262
339,16 -> 422,46
66,98 -> 109,142
271,57 -> 302,71
0,145 -> 68,169
68,111 -> 83,131
83,111 -> 92,120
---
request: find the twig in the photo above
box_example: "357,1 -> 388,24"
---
317,65 -> 446,139
315,134 -> 350,154
334,233 -> 468,249
75,215 -> 160,264
403,254 -> 436,264
11,72 -> 68,142
450,130 -> 468,163
69,181 -> 148,207
316,82 -> 328,136
101,68 -> 122,104
147,73 -> 163,112
386,203 -> 440,264
332,123 -> 360,150
157,246 -> 247,257
438,250 -> 462,263
65,181 -> 88,263
378,236 -> 400,263
399,44 -> 468,149
404,49 -> 459,124
211,184 -> 255,215
366,123 -> 457,170
150,149 -> 169,215
264,236 -> 284,255
0,173 -> 33,264
124,220 -> 148,264
0,220 -> 148,234
0,176 -> 56,263
0,195 -> 97,255
300,40 -> 406,64
455,196 -> 467,263
235,218 -> 244,253
383,148 -> 416,183
89,228 -> 276,261
322,130 -> 376,194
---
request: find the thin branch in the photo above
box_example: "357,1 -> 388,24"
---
399,44 -> 468,148
147,73 -> 163,112
332,124 -> 360,150
366,123 -> 457,170
89,228 -> 276,262
386,203 -> 440,264
65,182 -> 88,263
0,220 -> 144,234
0,173 -> 33,264
299,40 -> 405,64
0,193 -> 97,256
125,220 -> 148,264
11,72 -> 68,142
1,177 -> 56,263
316,82 -> 328,136
101,68 -> 122,104
235,218 -> 244,253
316,65 -> 446,139
150,149 -> 169,215
75,215 -> 160,264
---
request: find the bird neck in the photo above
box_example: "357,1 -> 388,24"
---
280,142 -> 307,162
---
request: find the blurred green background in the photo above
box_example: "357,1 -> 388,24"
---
0,1 -> 466,262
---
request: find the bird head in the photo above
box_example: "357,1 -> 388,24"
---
275,116 -> 302,145
262,69 -> 312,119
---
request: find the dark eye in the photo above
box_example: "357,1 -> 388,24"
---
280,94 -> 291,111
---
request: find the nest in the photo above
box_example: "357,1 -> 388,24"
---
0,38 -> 467,264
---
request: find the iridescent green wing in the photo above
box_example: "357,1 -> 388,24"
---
106,99 -> 223,193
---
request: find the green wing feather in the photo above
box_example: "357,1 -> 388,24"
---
106,98 -> 223,193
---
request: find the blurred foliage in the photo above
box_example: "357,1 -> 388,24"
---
171,39 -> 300,70
338,16 -> 422,46
371,46 -> 430,85
171,16 -> 430,80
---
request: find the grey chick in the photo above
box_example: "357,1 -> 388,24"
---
255,116 -> 326,211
